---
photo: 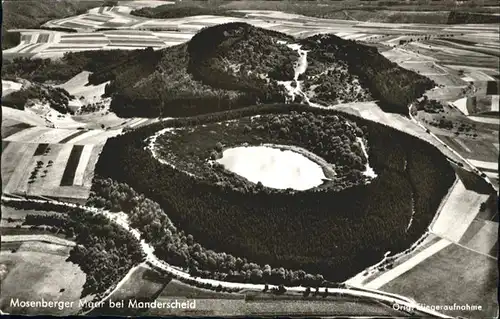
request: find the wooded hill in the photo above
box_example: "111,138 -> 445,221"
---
97,23 -> 433,116
3,23 -> 434,115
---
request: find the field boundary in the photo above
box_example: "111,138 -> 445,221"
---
1,234 -> 75,247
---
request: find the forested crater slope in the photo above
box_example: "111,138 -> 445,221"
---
81,22 -> 434,117
93,104 -> 455,282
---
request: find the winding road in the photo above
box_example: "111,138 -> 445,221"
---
1,195 -> 451,318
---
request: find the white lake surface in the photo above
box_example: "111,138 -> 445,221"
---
216,146 -> 326,190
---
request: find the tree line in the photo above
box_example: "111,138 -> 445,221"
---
88,178 -> 329,287
18,202 -> 144,297
2,83 -> 73,113
2,49 -> 144,84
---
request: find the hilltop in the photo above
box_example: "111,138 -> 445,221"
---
84,22 -> 434,117
2,23 -> 434,116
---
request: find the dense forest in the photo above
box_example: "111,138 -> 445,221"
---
300,34 -> 435,113
88,179 -> 328,287
26,22 -> 432,118
3,23 -> 433,116
1,83 -> 74,113
130,4 -> 244,19
447,11 -> 500,24
93,23 -> 298,117
16,202 -> 144,297
152,111 -> 370,192
93,104 -> 455,281
2,50 -> 142,84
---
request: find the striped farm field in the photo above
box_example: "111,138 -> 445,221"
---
458,219 -> 498,257
4,127 -> 81,144
44,46 -> 105,51
108,38 -> 164,44
82,142 -> 102,186
1,126 -> 108,200
106,33 -> 158,38
19,143 -> 71,195
59,39 -> 110,44
72,145 -> 94,186
467,159 -> 498,171
15,144 -> 91,200
32,129 -> 84,144
60,145 -> 84,186
53,43 -> 109,49
1,121 -> 33,139
431,179 -> 489,242
73,129 -> 122,144
25,44 -> 49,54
60,33 -> 105,38
57,130 -> 88,143
33,143 -> 50,156
36,34 -> 50,43
1,143 -> 37,193
20,34 -> 32,42
59,21 -> 96,29
85,14 -> 112,22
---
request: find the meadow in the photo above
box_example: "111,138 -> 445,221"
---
0,241 -> 86,315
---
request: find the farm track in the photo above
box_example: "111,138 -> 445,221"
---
0,196 -> 451,319
1,234 -> 75,247
408,104 -> 498,192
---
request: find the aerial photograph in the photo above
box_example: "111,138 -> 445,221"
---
0,0 -> 498,317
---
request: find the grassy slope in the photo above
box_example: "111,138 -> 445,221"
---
1,0 -> 103,50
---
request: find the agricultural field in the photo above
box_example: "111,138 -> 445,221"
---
430,179 -> 490,242
148,295 -> 406,317
384,28 -> 500,190
149,278 -> 406,317
0,239 -> 88,315
358,177 -> 498,318
1,141 -> 106,202
379,243 -> 498,318
2,3 -> 498,60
